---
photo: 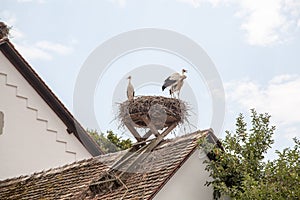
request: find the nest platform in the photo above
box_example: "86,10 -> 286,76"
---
119,96 -> 187,130
89,96 -> 189,195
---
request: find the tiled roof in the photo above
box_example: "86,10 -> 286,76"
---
0,130 -> 213,200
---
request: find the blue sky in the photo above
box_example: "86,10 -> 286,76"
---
1,0 -> 300,158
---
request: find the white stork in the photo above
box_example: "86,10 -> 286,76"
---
162,69 -> 187,98
169,74 -> 187,98
127,75 -> 134,100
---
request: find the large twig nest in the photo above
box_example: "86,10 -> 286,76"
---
119,96 -> 188,129
0,22 -> 10,39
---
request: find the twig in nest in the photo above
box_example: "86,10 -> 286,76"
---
118,96 -> 188,130
0,22 -> 10,39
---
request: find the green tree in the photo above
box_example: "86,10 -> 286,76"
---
106,130 -> 132,151
200,109 -> 300,199
87,129 -> 132,153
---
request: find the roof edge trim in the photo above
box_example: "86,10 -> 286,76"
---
0,40 -> 103,156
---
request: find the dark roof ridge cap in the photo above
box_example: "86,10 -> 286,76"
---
158,129 -> 211,145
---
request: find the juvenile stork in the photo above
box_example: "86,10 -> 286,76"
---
127,76 -> 135,100
162,69 -> 187,98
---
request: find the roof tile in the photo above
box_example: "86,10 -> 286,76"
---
0,130 -> 211,199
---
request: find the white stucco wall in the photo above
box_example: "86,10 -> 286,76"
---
153,149 -> 214,200
0,52 -> 91,180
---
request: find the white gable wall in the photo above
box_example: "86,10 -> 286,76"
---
153,149 -> 214,200
0,52 -> 91,180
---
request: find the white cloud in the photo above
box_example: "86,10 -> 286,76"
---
238,0 -> 286,46
14,43 -> 52,61
36,41 -> 73,55
17,0 -> 46,3
225,74 -> 300,142
0,11 -> 73,61
177,0 -> 201,7
225,74 -> 300,126
269,74 -> 299,84
177,0 -> 225,7
177,0 -> 300,46
108,0 -> 127,7
14,41 -> 74,61
283,0 -> 300,17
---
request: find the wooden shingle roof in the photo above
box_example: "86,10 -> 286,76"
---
0,130 -> 216,199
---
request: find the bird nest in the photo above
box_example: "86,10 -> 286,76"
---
0,22 -> 10,39
118,96 -> 188,129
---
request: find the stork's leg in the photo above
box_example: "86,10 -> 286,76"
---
170,88 -> 176,98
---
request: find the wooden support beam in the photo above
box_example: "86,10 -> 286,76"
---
109,144 -> 148,172
117,148 -> 148,178
141,116 -> 160,137
117,123 -> 177,179
133,137 -> 155,147
124,121 -> 142,142
145,123 -> 177,153
142,130 -> 152,140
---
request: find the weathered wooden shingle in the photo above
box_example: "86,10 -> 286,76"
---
0,130 -> 212,200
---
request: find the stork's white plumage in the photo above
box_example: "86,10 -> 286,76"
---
169,75 -> 187,98
127,76 -> 134,100
162,69 -> 187,98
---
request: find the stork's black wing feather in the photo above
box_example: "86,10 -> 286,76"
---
162,77 -> 177,91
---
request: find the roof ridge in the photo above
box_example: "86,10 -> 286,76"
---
160,129 -> 209,144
